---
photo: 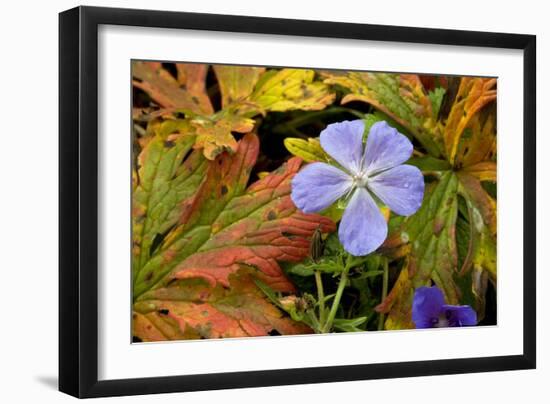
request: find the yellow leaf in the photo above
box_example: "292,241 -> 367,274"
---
283,137 -> 328,163
190,111 -> 256,160
213,65 -> 265,108
192,119 -> 239,160
462,161 -> 496,182
456,111 -> 496,168
252,69 -> 335,112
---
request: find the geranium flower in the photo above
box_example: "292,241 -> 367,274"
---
412,286 -> 477,328
290,120 -> 424,256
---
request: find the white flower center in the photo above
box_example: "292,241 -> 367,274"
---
433,316 -> 450,328
352,173 -> 369,188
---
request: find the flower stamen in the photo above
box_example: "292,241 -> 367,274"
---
353,173 -> 369,188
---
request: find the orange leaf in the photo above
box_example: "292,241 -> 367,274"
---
134,270 -> 311,341
165,134 -> 335,292
443,78 -> 496,165
132,61 -> 213,114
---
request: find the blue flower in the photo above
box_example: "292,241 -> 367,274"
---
290,120 -> 424,256
412,286 -> 477,328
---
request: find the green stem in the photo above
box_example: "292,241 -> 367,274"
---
307,309 -> 320,331
315,271 -> 326,328
322,259 -> 352,333
378,258 -> 389,331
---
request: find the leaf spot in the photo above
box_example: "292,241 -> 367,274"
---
282,231 -> 296,240
432,218 -> 444,235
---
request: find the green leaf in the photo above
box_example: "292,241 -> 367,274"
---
132,125 -> 208,277
287,263 -> 316,277
455,214 -> 491,322
286,258 -> 342,277
405,172 -> 460,303
363,113 -> 381,135
254,278 -> 286,311
255,279 -> 319,329
320,203 -> 345,223
333,317 -> 367,332
407,156 -> 452,173
372,76 -> 497,329
457,172 -> 496,238
457,173 -> 497,280
323,232 -> 344,256
365,111 -> 413,139
377,172 -> 460,329
428,87 -> 446,118
324,72 -> 442,156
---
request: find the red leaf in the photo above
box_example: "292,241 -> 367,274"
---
167,133 -> 335,292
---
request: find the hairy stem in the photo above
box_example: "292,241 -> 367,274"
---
322,259 -> 352,333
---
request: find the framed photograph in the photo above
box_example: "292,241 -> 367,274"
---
59,6 -> 536,398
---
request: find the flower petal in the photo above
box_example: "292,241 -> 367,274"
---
320,120 -> 365,175
363,121 -> 413,175
412,286 -> 445,329
368,164 -> 425,216
291,162 -> 353,213
441,305 -> 478,327
338,188 -> 387,256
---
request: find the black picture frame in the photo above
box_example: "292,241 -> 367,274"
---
59,5 -> 536,398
